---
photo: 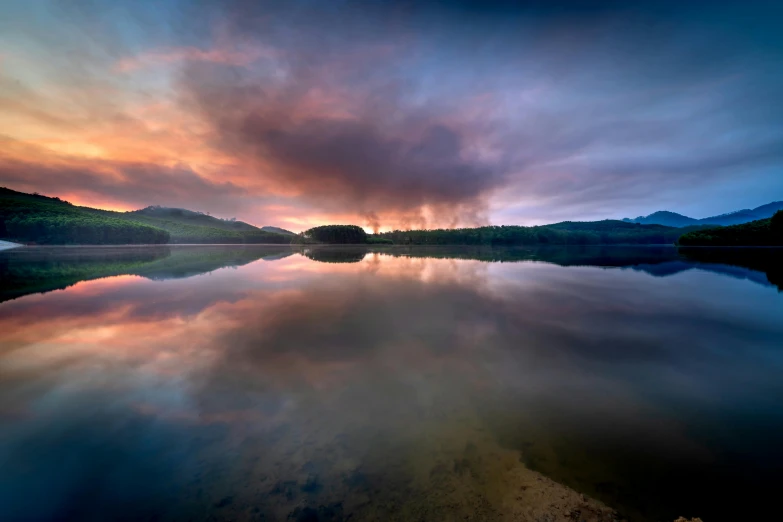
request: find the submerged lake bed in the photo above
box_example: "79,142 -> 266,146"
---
1,245 -> 782,522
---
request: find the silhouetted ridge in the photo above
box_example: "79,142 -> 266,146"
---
624,202 -> 783,227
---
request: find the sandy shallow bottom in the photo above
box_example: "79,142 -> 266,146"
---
190,444 -> 621,522
92,357 -> 704,522
167,411 -> 636,522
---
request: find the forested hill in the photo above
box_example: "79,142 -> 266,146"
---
260,226 -> 296,236
128,206 -> 260,231
376,221 -> 712,246
8,186 -> 777,247
677,211 -> 783,246
87,205 -> 290,244
0,188 -> 169,245
0,187 -> 290,245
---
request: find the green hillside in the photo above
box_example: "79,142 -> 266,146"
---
83,205 -> 291,244
260,226 -> 296,236
128,206 -> 260,231
677,211 -> 783,246
0,187 -> 292,245
0,188 -> 169,245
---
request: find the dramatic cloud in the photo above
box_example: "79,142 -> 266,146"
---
0,154 -> 250,213
183,61 -> 505,228
0,0 -> 781,228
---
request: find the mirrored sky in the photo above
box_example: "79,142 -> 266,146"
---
1,247 -> 783,521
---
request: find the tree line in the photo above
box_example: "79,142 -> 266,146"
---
8,186 -> 780,247
678,211 -> 783,246
376,222 -> 702,246
294,225 -> 368,244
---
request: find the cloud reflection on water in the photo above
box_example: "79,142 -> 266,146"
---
0,246 -> 782,521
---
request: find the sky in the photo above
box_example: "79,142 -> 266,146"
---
1,0 -> 781,232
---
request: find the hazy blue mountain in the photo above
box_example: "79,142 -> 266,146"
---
701,201 -> 783,226
623,211 -> 698,227
624,201 -> 783,227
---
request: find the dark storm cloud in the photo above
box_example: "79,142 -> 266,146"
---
252,120 -> 497,208
178,34 -> 508,226
184,69 -> 504,222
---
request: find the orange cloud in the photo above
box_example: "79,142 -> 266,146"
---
1,33 -> 503,230
114,45 -> 276,72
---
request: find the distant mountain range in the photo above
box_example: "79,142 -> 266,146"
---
623,201 -> 783,227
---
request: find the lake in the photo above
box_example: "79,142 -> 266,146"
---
0,245 -> 781,522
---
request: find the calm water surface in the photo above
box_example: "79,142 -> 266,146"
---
0,245 -> 782,521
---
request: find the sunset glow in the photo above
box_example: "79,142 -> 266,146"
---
1,1 -> 781,231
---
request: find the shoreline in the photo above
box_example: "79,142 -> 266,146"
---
3,242 -> 781,249
0,240 -> 22,251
